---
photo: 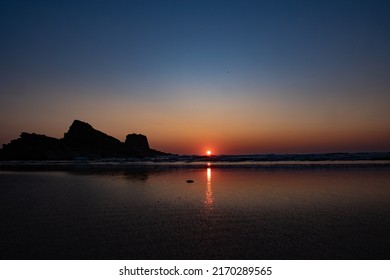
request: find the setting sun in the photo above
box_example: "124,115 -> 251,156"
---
206,150 -> 212,156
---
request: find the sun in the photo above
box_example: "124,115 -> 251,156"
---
206,150 -> 212,156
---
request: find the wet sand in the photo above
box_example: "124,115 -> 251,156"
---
0,165 -> 389,259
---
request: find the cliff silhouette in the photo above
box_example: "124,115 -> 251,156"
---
0,120 -> 167,160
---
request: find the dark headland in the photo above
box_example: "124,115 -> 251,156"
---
1,120 -> 390,162
0,120 -> 167,160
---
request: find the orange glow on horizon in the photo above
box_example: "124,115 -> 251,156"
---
206,150 -> 212,156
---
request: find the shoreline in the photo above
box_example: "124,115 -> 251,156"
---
1,159 -> 390,173
1,164 -> 389,259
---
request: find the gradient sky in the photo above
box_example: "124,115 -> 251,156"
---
1,0 -> 389,155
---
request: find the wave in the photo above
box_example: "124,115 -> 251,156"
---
1,152 -> 390,171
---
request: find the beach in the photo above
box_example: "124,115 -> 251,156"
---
0,162 -> 389,259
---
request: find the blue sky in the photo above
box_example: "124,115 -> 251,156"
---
1,0 -> 389,154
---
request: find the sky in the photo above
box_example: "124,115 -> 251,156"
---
1,0 -> 389,155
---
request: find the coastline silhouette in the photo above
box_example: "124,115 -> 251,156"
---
1,120 -> 389,161
0,120 -> 167,160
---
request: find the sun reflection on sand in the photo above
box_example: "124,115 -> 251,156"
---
204,165 -> 213,208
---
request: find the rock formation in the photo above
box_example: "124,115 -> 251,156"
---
125,133 -> 150,152
0,120 -> 167,160
0,133 -> 70,160
63,120 -> 124,157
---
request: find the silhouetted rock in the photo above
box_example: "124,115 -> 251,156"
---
63,120 -> 125,157
125,133 -> 150,151
0,120 -> 168,160
123,133 -> 166,156
64,120 -> 121,145
0,133 -> 71,160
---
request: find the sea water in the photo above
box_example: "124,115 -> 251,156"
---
0,161 -> 389,259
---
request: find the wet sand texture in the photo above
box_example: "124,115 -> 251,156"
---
0,166 -> 389,259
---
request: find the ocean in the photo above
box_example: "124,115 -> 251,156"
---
0,156 -> 389,259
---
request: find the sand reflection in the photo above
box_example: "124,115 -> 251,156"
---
204,165 -> 213,208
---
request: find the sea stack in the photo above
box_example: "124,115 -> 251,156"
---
125,133 -> 150,152
0,120 -> 167,160
62,120 -> 123,156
